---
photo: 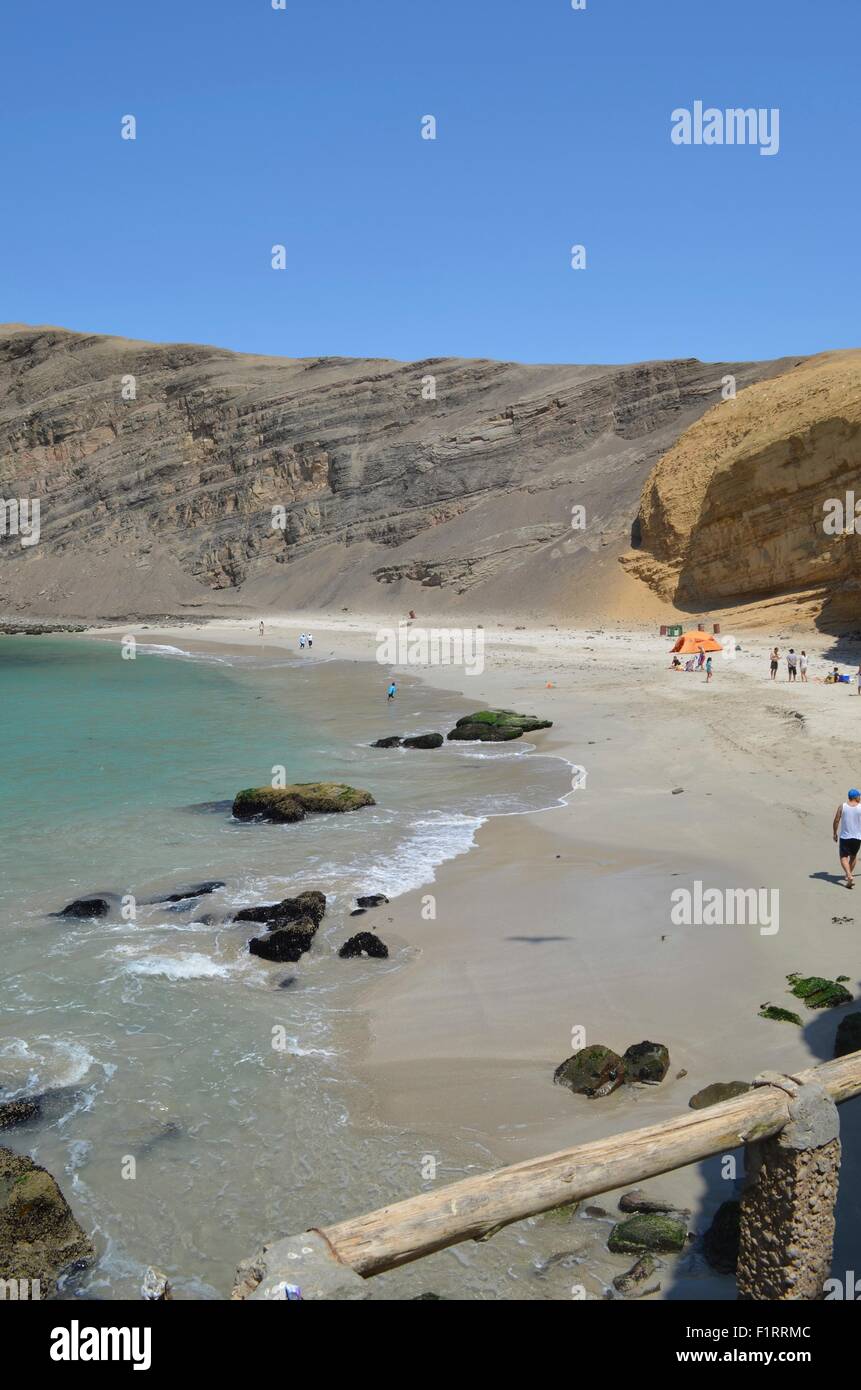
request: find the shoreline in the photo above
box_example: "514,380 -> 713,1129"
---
78,613 -> 861,1296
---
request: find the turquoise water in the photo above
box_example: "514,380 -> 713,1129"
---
0,636 -> 583,1299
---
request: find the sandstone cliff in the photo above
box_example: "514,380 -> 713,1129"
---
621,352 -> 861,631
0,325 -> 794,622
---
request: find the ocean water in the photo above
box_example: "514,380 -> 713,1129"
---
0,635 -> 586,1300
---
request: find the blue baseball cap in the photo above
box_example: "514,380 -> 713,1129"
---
849,790 -> 861,800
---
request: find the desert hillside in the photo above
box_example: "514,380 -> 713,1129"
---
622,352 -> 861,633
0,325 -> 796,623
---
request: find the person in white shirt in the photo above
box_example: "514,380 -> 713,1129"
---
799,651 -> 808,682
786,649 -> 798,681
833,790 -> 861,888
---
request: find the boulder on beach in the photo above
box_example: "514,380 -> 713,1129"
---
232,784 -> 375,823
371,736 -> 402,748
834,1012 -> 861,1058
249,925 -> 317,963
0,1146 -> 94,1297
623,1041 -> 670,1085
446,710 -> 553,743
402,733 -> 444,749
607,1212 -> 687,1255
0,1098 -> 41,1130
688,1080 -> 751,1110
356,894 -> 389,908
339,932 -> 389,959
553,1044 -> 626,1098
234,890 -> 326,930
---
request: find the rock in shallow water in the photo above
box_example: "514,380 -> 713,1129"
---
623,1040 -> 670,1085
249,923 -> 317,963
402,733 -> 444,749
356,894 -> 389,908
371,736 -> 402,748
232,784 -> 375,823
0,1147 -> 94,1297
446,710 -> 553,742
553,1045 -> 626,1098
0,1098 -> 41,1130
234,890 -> 326,929
53,895 -> 114,920
607,1212 -> 687,1255
339,932 -> 389,959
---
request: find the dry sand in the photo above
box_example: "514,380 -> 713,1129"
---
86,613 -> 861,1294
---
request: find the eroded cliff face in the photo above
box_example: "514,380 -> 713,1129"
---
0,325 -> 791,620
621,352 -> 861,629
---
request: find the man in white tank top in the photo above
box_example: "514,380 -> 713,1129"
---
833,789 -> 861,888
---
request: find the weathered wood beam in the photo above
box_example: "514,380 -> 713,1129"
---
315,1053 -> 861,1277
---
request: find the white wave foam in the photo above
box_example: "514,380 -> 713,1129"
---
0,1037 -> 96,1097
121,952 -> 233,981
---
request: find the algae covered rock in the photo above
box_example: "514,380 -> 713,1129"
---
339,932 -> 389,959
235,890 -> 326,929
447,710 -> 553,742
623,1041 -> 670,1085
0,1098 -> 41,1130
607,1212 -> 687,1255
233,783 -> 375,822
249,924 -> 317,963
613,1253 -> 661,1297
834,1012 -> 861,1058
553,1044 -> 626,1098
689,1080 -> 751,1110
786,972 -> 852,1010
402,733 -> 444,749
0,1146 -> 94,1297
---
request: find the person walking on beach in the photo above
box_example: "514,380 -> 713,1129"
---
299,633 -> 306,650
787,649 -> 798,682
307,634 -> 313,648
770,647 -> 779,680
705,655 -> 713,682
833,789 -> 861,888
799,650 -> 808,682
259,621 -> 264,638
387,681 -> 397,701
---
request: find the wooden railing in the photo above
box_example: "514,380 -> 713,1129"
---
306,1052 -> 861,1298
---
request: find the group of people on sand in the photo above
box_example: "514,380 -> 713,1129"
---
769,647 -> 808,682
770,646 -> 861,691
669,650 -> 713,681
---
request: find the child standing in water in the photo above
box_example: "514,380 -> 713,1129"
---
387,681 -> 397,701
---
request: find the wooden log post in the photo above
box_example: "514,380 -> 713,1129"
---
737,1077 -> 841,1300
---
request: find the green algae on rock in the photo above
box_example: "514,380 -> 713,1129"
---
554,1044 -> 626,1098
786,973 -> 853,1009
232,783 -> 376,823
607,1212 -> 687,1255
0,1147 -> 94,1297
446,710 -> 553,742
623,1040 -> 670,1085
758,1004 -> 803,1025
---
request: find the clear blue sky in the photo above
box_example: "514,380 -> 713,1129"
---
1,0 -> 858,364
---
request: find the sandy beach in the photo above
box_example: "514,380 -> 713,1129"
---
82,612 -> 861,1295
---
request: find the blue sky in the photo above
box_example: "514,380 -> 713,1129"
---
1,0 -> 858,364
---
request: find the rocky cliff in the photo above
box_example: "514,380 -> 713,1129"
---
621,352 -> 861,631
0,325 -> 794,621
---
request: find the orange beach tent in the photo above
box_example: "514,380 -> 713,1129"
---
670,630 -> 723,654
